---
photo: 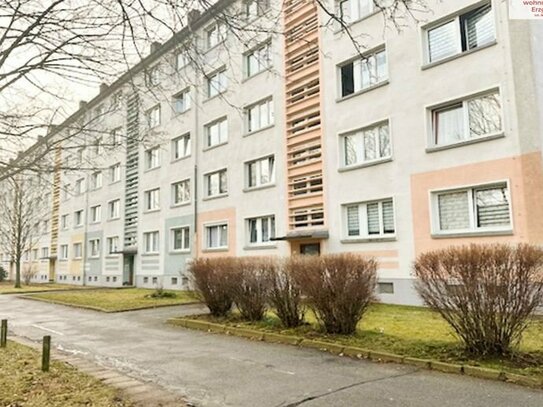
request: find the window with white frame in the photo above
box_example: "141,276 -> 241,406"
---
89,239 -> 100,257
244,0 -> 269,19
144,188 -> 160,211
172,179 -> 190,205
75,178 -> 85,195
59,244 -> 68,260
341,121 -> 391,167
110,127 -> 122,147
344,198 -> 395,238
433,183 -> 511,234
426,3 -> 495,64
246,98 -> 274,133
90,205 -> 101,223
206,23 -> 227,49
207,68 -> 227,97
171,227 -> 190,251
339,0 -> 374,24
32,249 -> 38,260
245,41 -> 271,77
431,90 -> 502,147
42,219 -> 49,234
61,214 -> 69,230
73,242 -> 82,259
246,156 -> 275,188
172,134 -> 191,160
205,169 -> 227,197
147,65 -> 161,86
145,147 -> 160,169
176,49 -> 188,69
108,199 -> 120,219
93,137 -> 103,155
90,171 -> 102,189
247,216 -> 275,244
143,231 -> 159,253
340,48 -> 387,97
63,184 -> 70,201
173,89 -> 191,114
109,163 -> 121,183
205,224 -> 228,249
41,247 -> 49,258
74,210 -> 84,227
107,236 -> 120,255
205,117 -> 228,147
146,105 -> 161,128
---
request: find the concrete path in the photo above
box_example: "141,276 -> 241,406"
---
1,295 -> 542,407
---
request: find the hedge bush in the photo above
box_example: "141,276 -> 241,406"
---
267,258 -> 305,328
231,257 -> 272,321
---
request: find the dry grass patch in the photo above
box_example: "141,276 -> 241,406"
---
0,282 -> 88,294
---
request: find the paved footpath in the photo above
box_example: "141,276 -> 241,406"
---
1,295 -> 542,407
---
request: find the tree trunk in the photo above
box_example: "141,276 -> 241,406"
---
14,260 -> 21,288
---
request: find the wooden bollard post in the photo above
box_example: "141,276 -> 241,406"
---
42,335 -> 51,372
0,320 -> 7,348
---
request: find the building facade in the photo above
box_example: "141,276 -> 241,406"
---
2,0 -> 542,305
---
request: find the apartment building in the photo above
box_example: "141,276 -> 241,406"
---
2,0 -> 542,305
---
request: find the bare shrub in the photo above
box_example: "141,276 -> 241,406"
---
231,257 -> 272,322
414,244 -> 543,356
266,258 -> 305,328
22,264 -> 38,285
0,266 -> 6,282
291,254 -> 377,335
189,257 -> 236,317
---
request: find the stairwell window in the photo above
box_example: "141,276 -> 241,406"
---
246,156 -> 275,188
171,227 -> 190,252
338,0 -> 374,24
205,224 -> 228,249
205,117 -> 228,148
425,3 -> 495,64
247,216 -> 275,245
172,179 -> 190,205
144,188 -> 160,211
340,48 -> 387,98
206,68 -> 227,97
89,239 -> 100,258
341,121 -> 391,167
205,169 -> 228,198
143,231 -> 160,254
172,134 -> 191,160
108,199 -> 120,220
431,90 -> 502,147
145,147 -> 160,170
246,98 -> 274,133
245,41 -> 271,77
432,183 -> 511,235
344,198 -> 395,239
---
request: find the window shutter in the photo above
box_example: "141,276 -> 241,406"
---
475,187 -> 510,227
367,203 -> 380,235
428,20 -> 458,62
347,206 -> 360,236
382,200 -> 395,234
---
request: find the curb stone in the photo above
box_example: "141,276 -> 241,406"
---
300,339 -> 344,355
430,361 -> 463,375
463,365 -> 505,381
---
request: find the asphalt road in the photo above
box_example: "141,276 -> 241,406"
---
1,295 -> 542,407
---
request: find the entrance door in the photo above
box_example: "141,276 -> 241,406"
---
123,255 -> 135,286
48,259 -> 56,282
300,243 -> 320,256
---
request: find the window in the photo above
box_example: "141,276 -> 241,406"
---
171,227 -> 190,251
42,219 -> 50,234
172,277 -> 178,285
107,236 -> 119,255
63,184 -> 70,201
205,169 -> 228,197
245,42 -> 271,77
340,48 -> 387,97
145,147 -> 160,169
59,244 -> 68,260
341,121 -> 391,167
143,277 -> 149,284
112,92 -> 123,110
143,231 -> 159,253
292,206 -> 324,228
207,68 -> 227,97
173,89 -> 191,114
41,247 -> 49,258
89,239 -> 100,257
146,105 -> 161,128
172,179 -> 190,205
378,282 -> 394,294
73,242 -> 82,259
344,198 -> 395,238
93,138 -> 103,155
206,23 -> 227,48
176,50 -> 188,70
90,205 -> 101,223
426,3 -> 495,63
205,224 -> 228,249
90,171 -> 102,189
108,199 -> 120,219
75,178 -> 85,195
247,156 -> 275,188
172,134 -> 191,160
339,0 -> 374,24
247,216 -> 275,244
433,183 -> 511,234
77,147 -> 85,164
152,277 -> 158,284
110,128 -> 122,147
32,249 -> 38,260
246,98 -> 274,133
74,210 -> 84,227
144,188 -> 160,211
205,118 -> 228,147
245,0 -> 269,19
147,65 -> 161,86
61,214 -> 69,230
109,163 -> 121,183
431,90 -> 502,147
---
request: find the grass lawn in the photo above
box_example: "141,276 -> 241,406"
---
0,340 -> 131,407
0,281 -> 87,294
195,303 -> 543,380
28,288 -> 198,312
